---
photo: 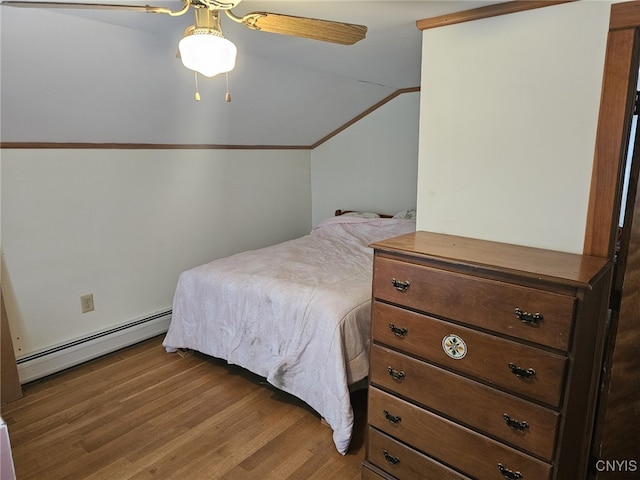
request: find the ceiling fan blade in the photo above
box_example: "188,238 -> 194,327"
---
0,1 -> 189,15
232,11 -> 367,45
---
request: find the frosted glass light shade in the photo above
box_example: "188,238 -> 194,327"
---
179,32 -> 237,78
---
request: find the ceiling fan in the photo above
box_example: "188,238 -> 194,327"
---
1,0 -> 368,99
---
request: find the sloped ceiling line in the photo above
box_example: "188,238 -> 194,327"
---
0,86 -> 420,150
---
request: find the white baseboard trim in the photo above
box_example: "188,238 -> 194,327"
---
16,310 -> 171,384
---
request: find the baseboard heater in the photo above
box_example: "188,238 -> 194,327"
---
16,310 -> 172,384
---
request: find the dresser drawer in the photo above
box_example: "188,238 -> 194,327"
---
362,463 -> 389,480
373,256 -> 575,350
370,345 -> 560,459
369,387 -> 553,480
372,302 -> 568,407
367,426 -> 471,480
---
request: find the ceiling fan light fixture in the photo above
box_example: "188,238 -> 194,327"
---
178,27 -> 237,78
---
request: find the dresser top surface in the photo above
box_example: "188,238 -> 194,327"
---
371,231 -> 610,287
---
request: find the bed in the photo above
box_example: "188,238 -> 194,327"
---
162,209 -> 416,454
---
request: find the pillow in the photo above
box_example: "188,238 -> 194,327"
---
393,209 -> 416,220
342,211 -> 380,218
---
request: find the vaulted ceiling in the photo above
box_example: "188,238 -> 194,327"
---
0,1 -> 496,146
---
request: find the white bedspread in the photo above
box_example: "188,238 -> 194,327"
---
162,216 -> 415,454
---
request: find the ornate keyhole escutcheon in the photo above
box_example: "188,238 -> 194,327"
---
442,334 -> 467,359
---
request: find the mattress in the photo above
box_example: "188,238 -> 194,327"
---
163,215 -> 416,454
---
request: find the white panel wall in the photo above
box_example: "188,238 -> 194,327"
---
311,92 -> 420,225
1,149 -> 311,356
416,2 -> 611,253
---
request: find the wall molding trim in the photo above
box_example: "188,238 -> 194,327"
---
416,1 -> 573,31
311,87 -> 420,149
0,143 -> 309,150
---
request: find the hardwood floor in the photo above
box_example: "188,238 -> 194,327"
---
1,336 -> 367,479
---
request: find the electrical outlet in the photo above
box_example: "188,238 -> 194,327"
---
80,294 -> 94,313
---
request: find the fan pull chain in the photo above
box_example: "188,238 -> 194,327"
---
225,72 -> 231,102
194,71 -> 201,101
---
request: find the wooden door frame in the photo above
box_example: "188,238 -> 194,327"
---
583,2 -> 640,258
585,3 -> 640,477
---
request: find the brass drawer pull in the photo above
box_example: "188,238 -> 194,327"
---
387,366 -> 406,381
503,413 -> 529,431
383,410 -> 402,424
508,363 -> 536,379
498,463 -> 523,479
383,450 -> 401,465
388,323 -> 408,337
391,278 -> 410,292
515,308 -> 543,325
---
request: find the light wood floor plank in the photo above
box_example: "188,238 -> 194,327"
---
2,336 -> 367,479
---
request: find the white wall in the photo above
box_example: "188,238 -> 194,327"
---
1,88 -> 420,376
311,91 -> 420,225
416,1 -> 611,253
1,149 -> 311,357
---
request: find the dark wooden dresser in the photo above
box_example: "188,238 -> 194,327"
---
362,231 -> 612,480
